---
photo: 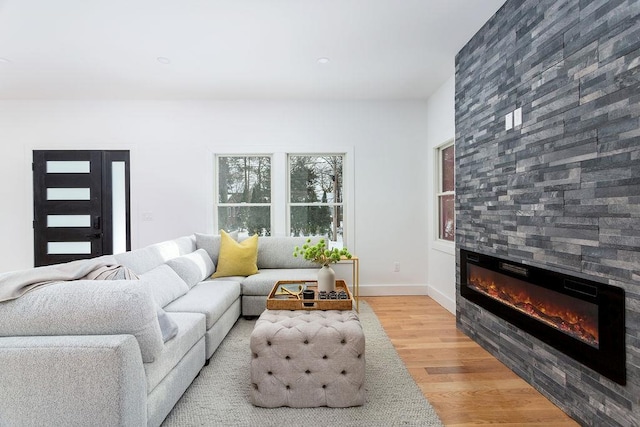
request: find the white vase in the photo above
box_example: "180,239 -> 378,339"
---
317,265 -> 336,293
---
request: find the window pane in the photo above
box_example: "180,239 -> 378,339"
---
47,215 -> 91,228
218,206 -> 271,236
46,161 -> 90,173
48,241 -> 91,255
47,188 -> 90,200
439,194 -> 455,241
442,145 -> 454,192
112,161 -> 127,254
289,155 -> 343,203
290,205 -> 343,242
218,156 -> 271,203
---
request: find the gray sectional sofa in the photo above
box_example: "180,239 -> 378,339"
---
0,233 -> 319,426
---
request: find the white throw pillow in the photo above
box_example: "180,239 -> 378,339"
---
139,264 -> 190,307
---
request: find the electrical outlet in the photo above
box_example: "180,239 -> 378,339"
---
393,262 -> 400,272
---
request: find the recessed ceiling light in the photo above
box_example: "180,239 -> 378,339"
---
0,57 -> 11,64
317,57 -> 330,65
156,57 -> 171,65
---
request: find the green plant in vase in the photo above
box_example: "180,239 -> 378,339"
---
293,239 -> 351,293
293,238 -> 352,266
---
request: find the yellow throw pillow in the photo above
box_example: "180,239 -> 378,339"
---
211,231 -> 259,278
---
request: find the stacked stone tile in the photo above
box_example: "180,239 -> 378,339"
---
455,0 -> 639,425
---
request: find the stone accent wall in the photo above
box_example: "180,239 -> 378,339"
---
454,0 -> 639,425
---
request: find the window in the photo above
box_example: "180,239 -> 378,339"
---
213,150 -> 351,246
288,154 -> 344,243
216,155 -> 271,236
436,142 -> 455,242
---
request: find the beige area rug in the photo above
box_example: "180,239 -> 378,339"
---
162,301 -> 443,426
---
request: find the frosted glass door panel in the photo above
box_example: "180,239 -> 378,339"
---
47,188 -> 91,200
48,242 -> 92,254
46,161 -> 90,174
112,161 -> 127,254
47,215 -> 91,228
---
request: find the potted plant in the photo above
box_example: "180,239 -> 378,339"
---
293,238 -> 352,292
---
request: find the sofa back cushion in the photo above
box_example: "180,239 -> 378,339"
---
166,249 -> 215,288
138,264 -> 190,307
114,235 -> 197,274
195,231 -> 238,265
257,236 -> 321,269
0,280 -> 164,363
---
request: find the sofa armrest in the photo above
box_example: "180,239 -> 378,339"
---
0,280 -> 164,362
0,334 -> 147,426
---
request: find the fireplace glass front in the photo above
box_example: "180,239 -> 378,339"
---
460,249 -> 625,385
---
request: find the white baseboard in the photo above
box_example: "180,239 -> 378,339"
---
358,283 -> 456,315
358,284 -> 428,296
426,286 -> 456,315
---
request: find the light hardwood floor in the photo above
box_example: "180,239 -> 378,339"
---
364,295 -> 579,426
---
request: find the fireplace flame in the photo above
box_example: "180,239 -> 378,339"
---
470,274 -> 599,347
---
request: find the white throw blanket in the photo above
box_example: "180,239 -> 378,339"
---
0,258 -> 138,303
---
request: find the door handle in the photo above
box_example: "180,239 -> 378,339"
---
85,233 -> 103,239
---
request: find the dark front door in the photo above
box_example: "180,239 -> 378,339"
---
33,150 -> 130,267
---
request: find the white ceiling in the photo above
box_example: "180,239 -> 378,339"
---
0,0 -> 505,100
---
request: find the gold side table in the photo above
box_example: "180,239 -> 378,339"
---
339,256 -> 360,312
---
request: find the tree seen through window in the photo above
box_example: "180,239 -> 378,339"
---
289,155 -> 344,243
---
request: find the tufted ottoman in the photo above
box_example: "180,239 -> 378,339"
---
249,309 -> 365,408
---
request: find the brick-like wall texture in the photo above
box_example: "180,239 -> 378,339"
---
455,0 -> 639,425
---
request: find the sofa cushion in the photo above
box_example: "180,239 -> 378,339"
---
113,236 -> 196,274
166,235 -> 197,256
144,311 -> 205,393
164,280 -> 241,330
240,268 -> 318,296
195,231 -> 238,265
257,236 -> 321,269
212,232 -> 258,278
156,306 -> 179,343
114,246 -> 168,275
138,265 -> 189,307
0,280 -> 164,363
165,249 -> 215,289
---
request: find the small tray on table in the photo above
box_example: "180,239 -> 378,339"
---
266,280 -> 353,311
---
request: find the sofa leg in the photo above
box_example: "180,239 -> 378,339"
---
205,358 -> 210,366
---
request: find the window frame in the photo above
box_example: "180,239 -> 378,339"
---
214,154 -> 274,236
209,147 -> 354,251
434,140 -> 455,251
286,153 -> 346,245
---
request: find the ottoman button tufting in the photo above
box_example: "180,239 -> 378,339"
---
250,309 -> 365,408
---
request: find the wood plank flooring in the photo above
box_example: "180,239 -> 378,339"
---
364,295 -> 579,426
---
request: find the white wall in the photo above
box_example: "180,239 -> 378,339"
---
0,100 -> 430,295
424,75 -> 457,313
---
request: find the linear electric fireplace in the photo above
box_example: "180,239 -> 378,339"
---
460,249 -> 626,385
